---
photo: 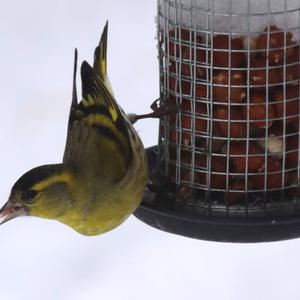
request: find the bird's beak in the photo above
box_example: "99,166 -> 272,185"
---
0,199 -> 28,225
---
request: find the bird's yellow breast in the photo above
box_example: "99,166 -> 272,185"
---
58,158 -> 147,236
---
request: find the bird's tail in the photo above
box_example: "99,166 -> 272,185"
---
93,21 -> 114,96
94,21 -> 108,80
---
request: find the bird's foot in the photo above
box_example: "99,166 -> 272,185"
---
128,98 -> 178,124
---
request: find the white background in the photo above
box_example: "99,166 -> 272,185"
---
0,1 -> 300,300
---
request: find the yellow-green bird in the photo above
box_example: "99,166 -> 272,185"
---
0,22 -> 149,236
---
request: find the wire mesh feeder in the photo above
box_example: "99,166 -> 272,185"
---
134,0 -> 300,242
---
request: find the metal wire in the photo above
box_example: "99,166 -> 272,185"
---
157,0 -> 300,216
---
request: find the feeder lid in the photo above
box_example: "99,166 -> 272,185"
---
134,147 -> 300,243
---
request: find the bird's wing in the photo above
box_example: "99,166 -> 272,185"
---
67,48 -> 78,126
63,25 -> 132,180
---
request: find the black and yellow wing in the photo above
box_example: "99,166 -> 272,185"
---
63,24 -> 132,180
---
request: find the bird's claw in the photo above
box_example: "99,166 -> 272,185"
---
150,98 -> 160,111
150,98 -> 179,118
133,98 -> 179,122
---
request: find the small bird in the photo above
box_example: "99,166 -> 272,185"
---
0,22 -> 149,236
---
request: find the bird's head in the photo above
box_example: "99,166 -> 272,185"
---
0,164 -> 74,225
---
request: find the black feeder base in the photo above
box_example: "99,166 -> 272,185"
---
134,147 -> 300,243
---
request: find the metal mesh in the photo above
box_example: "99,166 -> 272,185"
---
157,0 -> 300,216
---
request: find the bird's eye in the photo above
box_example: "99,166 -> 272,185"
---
22,190 -> 38,203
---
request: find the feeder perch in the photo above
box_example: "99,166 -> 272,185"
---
134,0 -> 300,242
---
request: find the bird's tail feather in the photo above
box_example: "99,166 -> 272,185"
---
94,21 -> 108,81
93,21 -> 114,96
